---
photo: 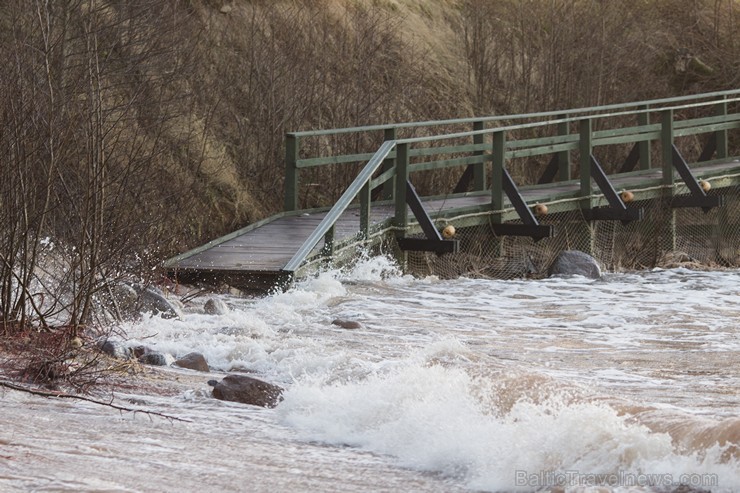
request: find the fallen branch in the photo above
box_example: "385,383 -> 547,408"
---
0,379 -> 192,423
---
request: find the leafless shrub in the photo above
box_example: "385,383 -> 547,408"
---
0,0 -> 204,341
462,0 -> 739,113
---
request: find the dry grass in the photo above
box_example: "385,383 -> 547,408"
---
0,328 -> 125,392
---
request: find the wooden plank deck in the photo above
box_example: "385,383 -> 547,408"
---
166,159 -> 740,290
172,205 -> 395,273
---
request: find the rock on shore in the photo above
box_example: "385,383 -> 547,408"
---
211,374 -> 283,408
548,250 -> 602,279
174,352 -> 210,372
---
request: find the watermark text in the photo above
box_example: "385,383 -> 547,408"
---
515,469 -> 719,489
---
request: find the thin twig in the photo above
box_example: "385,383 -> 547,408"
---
0,379 -> 192,423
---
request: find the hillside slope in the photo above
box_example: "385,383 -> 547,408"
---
0,0 -> 737,261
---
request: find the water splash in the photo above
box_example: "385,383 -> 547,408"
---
114,263 -> 740,491
278,358 -> 739,492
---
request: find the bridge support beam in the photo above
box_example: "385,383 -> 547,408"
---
492,130 -> 554,241
583,154 -> 644,224
284,134 -> 299,211
397,181 -> 458,254
381,127 -> 397,200
501,169 -> 554,240
359,181 -> 371,239
698,132 -> 718,163
394,143 -> 409,231
670,145 -> 725,212
321,225 -> 335,259
619,142 -> 642,174
698,99 -> 730,162
579,119 -> 596,254
394,140 -> 458,255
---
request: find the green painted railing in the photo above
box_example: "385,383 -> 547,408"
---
281,90 -> 740,275
284,89 -> 740,211
282,141 -> 395,272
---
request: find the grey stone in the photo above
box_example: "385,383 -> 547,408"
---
204,297 -> 229,315
548,250 -> 602,279
136,287 -> 183,319
332,319 -> 362,329
108,283 -> 139,318
212,374 -> 283,408
138,352 -> 168,366
98,339 -> 132,360
131,345 -> 147,358
174,352 -> 210,372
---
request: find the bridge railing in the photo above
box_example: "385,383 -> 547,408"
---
281,90 -> 740,274
284,89 -> 740,211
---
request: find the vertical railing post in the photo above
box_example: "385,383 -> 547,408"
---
579,118 -> 593,205
322,225 -> 335,259
473,121 -> 486,191
715,96 -> 728,160
284,133 -> 299,211
491,131 -> 505,223
638,105 -> 652,170
394,142 -> 409,232
661,109 -> 674,187
578,118 -> 595,254
381,127 -> 397,200
360,179 -> 371,240
660,108 -> 676,252
557,114 -> 571,181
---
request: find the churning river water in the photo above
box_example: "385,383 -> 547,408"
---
1,257 -> 739,492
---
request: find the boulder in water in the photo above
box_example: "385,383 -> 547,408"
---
548,250 -> 601,279
138,351 -> 168,366
174,352 -> 210,372
212,374 -> 283,408
136,287 -> 183,319
107,283 -> 139,319
204,297 -> 229,315
332,319 -> 362,329
98,339 -> 133,360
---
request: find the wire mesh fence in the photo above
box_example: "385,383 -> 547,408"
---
401,186 -> 740,279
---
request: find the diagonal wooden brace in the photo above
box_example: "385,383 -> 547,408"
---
670,145 -> 722,213
586,154 -> 643,224
537,153 -> 560,184
502,169 -> 539,226
618,142 -> 641,173
499,169 -> 554,241
398,181 -> 458,253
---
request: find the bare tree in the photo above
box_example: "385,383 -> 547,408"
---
0,0 -> 203,336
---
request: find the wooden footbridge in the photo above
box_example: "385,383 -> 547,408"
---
165,90 -> 740,293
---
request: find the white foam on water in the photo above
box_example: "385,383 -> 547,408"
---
277,358 -> 739,492
336,253 -> 405,283
123,270 -> 353,379
117,258 -> 739,491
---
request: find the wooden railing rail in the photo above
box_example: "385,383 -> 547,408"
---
285,90 -> 740,211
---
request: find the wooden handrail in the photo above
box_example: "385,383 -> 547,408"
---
285,94 -> 740,201
282,140 -> 397,273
